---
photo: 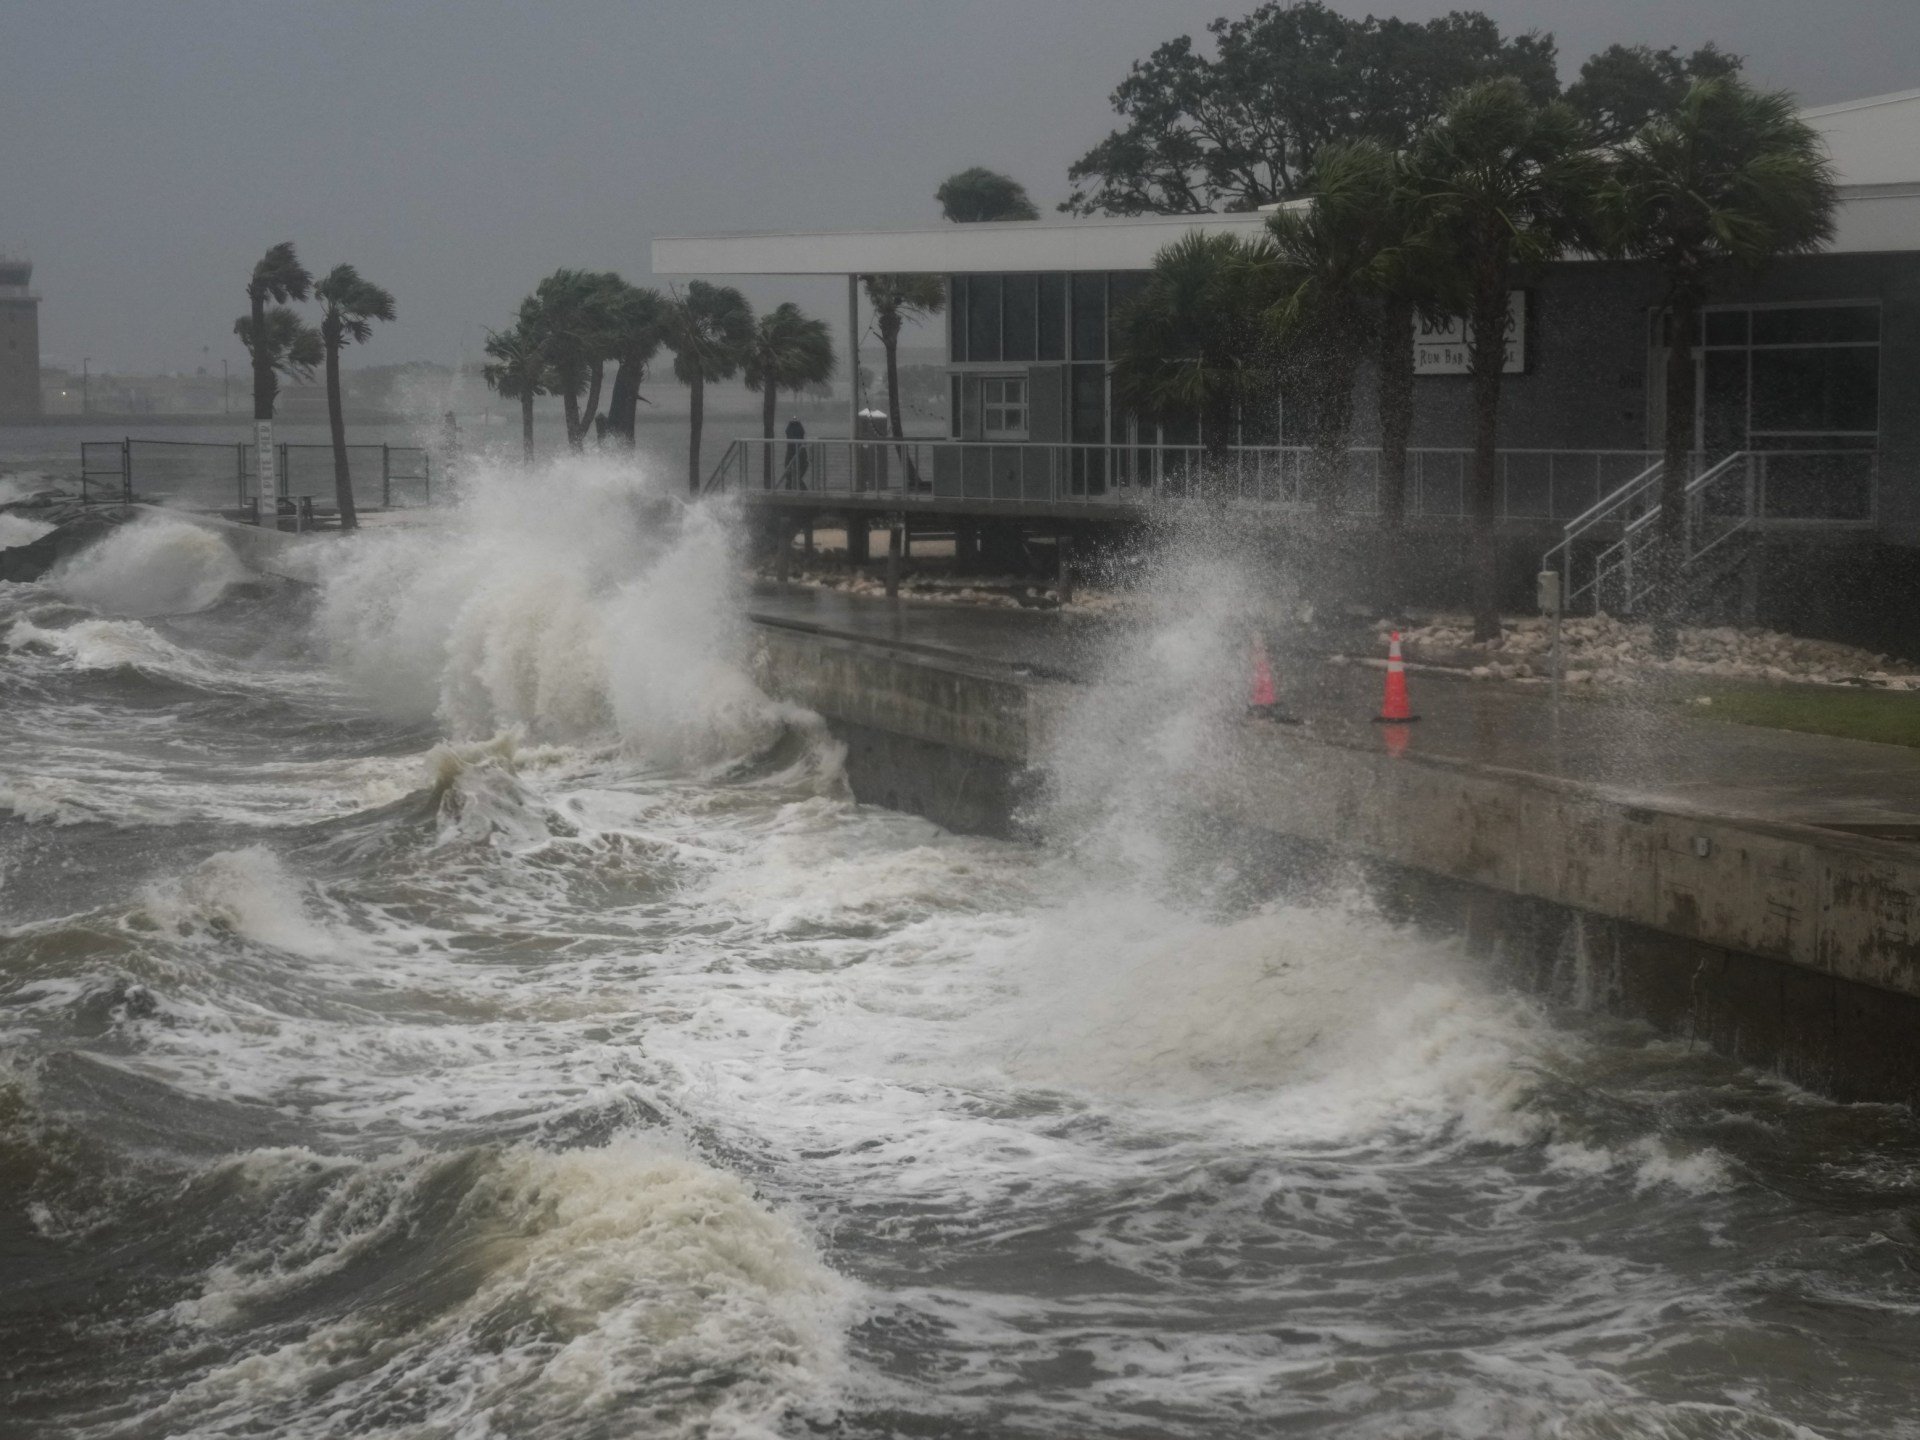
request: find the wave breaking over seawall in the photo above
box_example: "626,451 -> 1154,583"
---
314,455 -> 815,770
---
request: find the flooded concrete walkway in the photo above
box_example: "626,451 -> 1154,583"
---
748,583 -> 1920,830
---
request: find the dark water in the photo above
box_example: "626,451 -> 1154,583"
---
5,463 -> 1920,1439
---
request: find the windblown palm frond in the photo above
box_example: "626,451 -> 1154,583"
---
661,281 -> 756,385
247,241 -> 312,306
482,322 -> 550,400
315,264 -> 396,349
1593,77 -> 1835,289
743,303 -> 836,395
1108,230 -> 1281,446
233,307 -> 322,380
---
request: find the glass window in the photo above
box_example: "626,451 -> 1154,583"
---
950,374 -> 963,438
1037,275 -> 1066,361
967,275 -> 1002,362
948,276 -> 967,363
1071,273 -> 1106,360
1703,350 -> 1748,451
1106,272 -> 1148,336
982,376 -> 1027,438
1753,305 -> 1880,346
1070,364 -> 1106,444
1751,347 -> 1879,433
1703,310 -> 1748,347
1003,274 -> 1037,362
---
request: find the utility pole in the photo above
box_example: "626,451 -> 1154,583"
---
222,359 -> 229,414
81,357 -> 90,416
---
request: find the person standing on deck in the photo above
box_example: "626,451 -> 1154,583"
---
782,417 -> 810,489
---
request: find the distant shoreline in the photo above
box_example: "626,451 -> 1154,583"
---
0,411 -> 421,429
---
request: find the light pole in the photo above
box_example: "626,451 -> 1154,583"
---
81,357 -> 90,416
222,359 -> 229,414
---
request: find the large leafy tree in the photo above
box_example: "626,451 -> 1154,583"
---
601,282 -> 665,448
936,168 -> 1040,222
1409,78 -> 1602,640
1110,230 -> 1282,476
661,281 -> 754,495
1065,2 -> 1558,214
1595,76 -> 1835,649
861,274 -> 945,440
1261,140 -> 1400,512
482,314 -> 550,463
1567,42 -> 1742,144
241,242 -> 313,421
527,269 -> 625,451
313,264 -> 396,530
742,303 -> 835,486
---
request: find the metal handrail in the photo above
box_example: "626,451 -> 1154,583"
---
704,436 -> 1666,521
1580,452 -> 1751,615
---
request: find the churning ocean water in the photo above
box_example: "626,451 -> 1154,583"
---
5,457 -> 1920,1440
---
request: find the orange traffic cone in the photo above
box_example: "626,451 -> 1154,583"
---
1372,629 -> 1420,724
1249,638 -> 1277,708
1247,635 -> 1302,724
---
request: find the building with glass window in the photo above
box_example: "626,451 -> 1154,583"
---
0,259 -> 41,420
654,87 -> 1920,635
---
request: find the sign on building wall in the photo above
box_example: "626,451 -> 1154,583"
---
1414,291 -> 1527,375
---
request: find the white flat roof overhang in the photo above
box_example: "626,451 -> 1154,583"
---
651,211 -> 1271,276
654,189 -> 1919,277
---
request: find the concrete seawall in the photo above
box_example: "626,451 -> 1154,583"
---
752,615 -> 1920,1105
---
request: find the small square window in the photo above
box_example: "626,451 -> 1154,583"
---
982,376 -> 1027,439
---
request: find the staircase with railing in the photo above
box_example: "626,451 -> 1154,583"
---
1544,453 -> 1756,617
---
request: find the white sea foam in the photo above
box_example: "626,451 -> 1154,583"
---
0,513 -> 54,549
133,846 -> 339,959
50,514 -> 252,617
6,613 -> 219,677
0,471 -> 61,505
160,1137 -> 852,1440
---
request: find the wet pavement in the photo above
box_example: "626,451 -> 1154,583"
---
747,583 -> 1920,830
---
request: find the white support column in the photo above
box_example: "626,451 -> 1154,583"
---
846,274 -> 860,442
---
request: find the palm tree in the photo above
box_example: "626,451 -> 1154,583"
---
243,242 -> 312,422
528,269 -> 624,450
742,303 -> 836,486
1595,76 -> 1836,651
601,283 -> 665,448
1261,141 -> 1400,512
482,313 -> 550,463
313,264 -> 396,531
861,274 -> 945,440
660,281 -> 754,494
1109,230 -> 1282,479
1363,153 -> 1460,536
1410,79 -> 1603,640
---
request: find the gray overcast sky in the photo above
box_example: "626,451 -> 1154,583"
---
5,0 -> 1917,374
